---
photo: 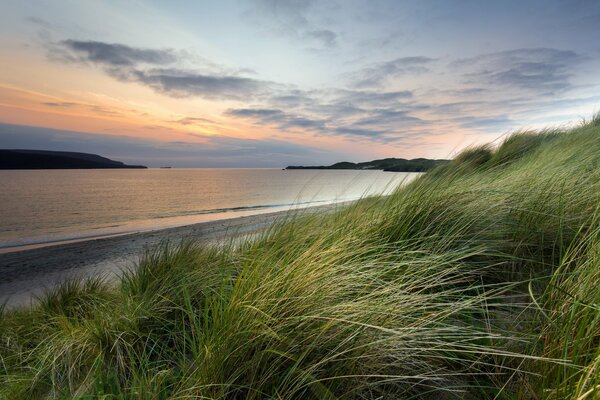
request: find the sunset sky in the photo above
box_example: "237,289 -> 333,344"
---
1,0 -> 599,167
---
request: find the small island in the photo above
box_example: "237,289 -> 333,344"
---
0,149 -> 147,170
286,157 -> 449,172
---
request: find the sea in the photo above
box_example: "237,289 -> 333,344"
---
0,169 -> 419,252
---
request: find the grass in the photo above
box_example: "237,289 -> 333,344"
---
2,115 -> 600,398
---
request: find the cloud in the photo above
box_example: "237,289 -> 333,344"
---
225,104 -> 426,143
42,101 -> 78,107
433,101 -> 486,115
453,115 -> 516,132
352,109 -> 424,128
187,132 -> 320,158
251,0 -> 313,28
226,108 -> 284,119
245,0 -> 339,50
224,84 -> 431,144
455,48 -> 585,93
51,40 -> 274,101
333,89 -> 415,107
305,29 -> 337,48
129,68 -> 271,100
268,91 -> 311,107
263,88 -> 417,118
226,108 -> 327,131
349,56 -> 435,88
40,101 -> 121,116
45,38 -> 595,150
57,40 -> 177,66
172,117 -> 216,125
434,88 -> 489,97
25,16 -> 55,30
332,126 -> 387,138
49,40 -> 428,140
0,123 -> 327,167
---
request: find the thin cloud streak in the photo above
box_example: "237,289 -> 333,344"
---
59,40 -> 177,66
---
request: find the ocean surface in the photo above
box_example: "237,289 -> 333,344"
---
0,169 -> 418,251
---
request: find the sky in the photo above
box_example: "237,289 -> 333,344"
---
0,0 -> 599,167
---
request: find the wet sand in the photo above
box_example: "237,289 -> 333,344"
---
0,203 -> 344,308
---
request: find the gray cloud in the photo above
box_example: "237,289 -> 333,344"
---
129,68 -> 270,100
263,88 -> 417,120
40,101 -> 121,116
349,56 -> 435,88
434,88 -> 489,97
453,115 -> 516,132
332,126 -> 388,139
226,108 -> 284,119
48,38 -> 594,148
455,48 -> 585,93
251,0 -> 313,28
49,39 -> 430,140
305,29 -> 338,48
25,16 -> 55,30
224,83 -> 431,144
352,109 -> 424,128
58,40 -> 177,66
187,132 -> 320,158
226,108 -> 327,131
42,101 -> 78,107
51,40 -> 274,101
434,101 -> 487,115
172,117 -> 216,125
226,104 -> 425,143
268,92 -> 310,108
333,89 -> 415,107
245,0 -> 339,50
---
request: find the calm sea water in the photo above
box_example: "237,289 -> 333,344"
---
0,169 -> 418,250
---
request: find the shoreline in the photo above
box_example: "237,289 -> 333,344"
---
0,202 -> 346,308
0,199 -> 335,254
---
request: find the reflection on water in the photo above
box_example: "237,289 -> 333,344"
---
0,168 -> 418,248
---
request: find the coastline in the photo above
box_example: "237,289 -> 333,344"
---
0,202 -> 346,308
0,199 -> 335,254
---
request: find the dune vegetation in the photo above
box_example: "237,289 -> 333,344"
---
2,115 -> 600,399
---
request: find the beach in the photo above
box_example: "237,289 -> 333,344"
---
0,203 -> 342,308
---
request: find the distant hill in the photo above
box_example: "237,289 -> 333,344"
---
286,157 -> 449,172
0,150 -> 147,169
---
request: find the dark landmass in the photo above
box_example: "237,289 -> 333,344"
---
286,157 -> 449,172
0,149 -> 147,169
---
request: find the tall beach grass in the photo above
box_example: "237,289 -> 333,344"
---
2,115 -> 600,398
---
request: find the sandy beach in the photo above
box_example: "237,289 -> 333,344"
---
0,203 -> 343,308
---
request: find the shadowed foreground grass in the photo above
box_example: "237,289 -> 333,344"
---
2,116 -> 600,399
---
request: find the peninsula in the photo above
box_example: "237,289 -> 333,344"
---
286,157 -> 448,172
0,149 -> 147,169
